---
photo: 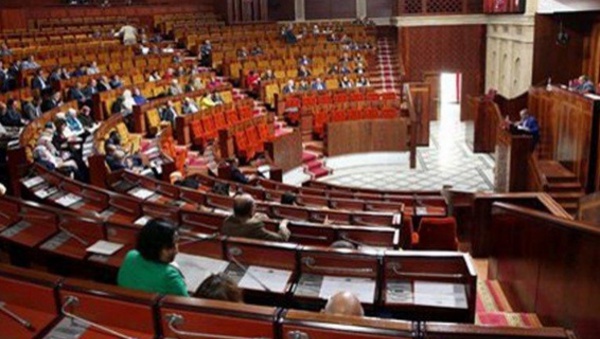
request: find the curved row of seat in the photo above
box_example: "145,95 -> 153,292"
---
0,264 -> 573,339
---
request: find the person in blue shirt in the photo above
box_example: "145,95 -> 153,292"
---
514,109 -> 540,148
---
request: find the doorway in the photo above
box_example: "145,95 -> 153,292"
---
440,72 -> 462,123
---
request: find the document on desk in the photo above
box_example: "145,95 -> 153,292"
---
413,281 -> 468,309
128,187 -> 155,200
86,240 -> 124,256
134,215 -> 152,226
43,317 -> 89,339
175,253 -> 229,292
238,266 -> 292,293
34,186 -> 58,199
54,193 -> 83,207
319,276 -> 376,303
22,176 -> 45,188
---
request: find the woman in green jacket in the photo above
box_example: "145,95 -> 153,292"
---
117,218 -> 188,296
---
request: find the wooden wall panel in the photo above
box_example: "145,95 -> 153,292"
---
532,13 -> 600,86
367,0 -> 395,18
268,0 -> 295,21
305,0 -> 356,20
489,203 -> 600,339
399,25 -> 486,121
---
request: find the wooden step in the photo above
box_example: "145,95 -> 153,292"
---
550,192 -> 584,202
538,160 -> 578,183
546,182 -> 583,192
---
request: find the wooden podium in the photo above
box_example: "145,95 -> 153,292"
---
494,129 -> 532,193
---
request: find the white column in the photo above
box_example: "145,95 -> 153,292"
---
295,0 -> 305,21
356,0 -> 367,19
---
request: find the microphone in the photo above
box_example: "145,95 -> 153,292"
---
61,296 -> 139,339
227,247 -> 272,293
178,232 -> 219,247
0,302 -> 35,332
165,313 -> 269,339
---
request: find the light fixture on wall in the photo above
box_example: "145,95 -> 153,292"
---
556,20 -> 569,46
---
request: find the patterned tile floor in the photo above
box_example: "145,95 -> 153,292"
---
309,104 -> 497,192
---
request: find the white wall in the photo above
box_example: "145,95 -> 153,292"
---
538,0 -> 600,13
485,16 -> 535,98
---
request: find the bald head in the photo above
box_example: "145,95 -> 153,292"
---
233,194 -> 255,219
323,292 -> 364,316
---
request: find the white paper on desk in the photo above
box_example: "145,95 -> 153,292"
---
238,266 -> 292,293
54,193 -> 83,207
134,215 -> 152,226
415,206 -> 428,216
319,276 -> 376,303
128,187 -> 155,200
34,187 -> 57,199
22,176 -> 44,188
413,281 -> 468,309
175,253 -> 229,292
86,240 -> 124,256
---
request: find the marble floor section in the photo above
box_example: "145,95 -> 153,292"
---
285,104 -> 496,192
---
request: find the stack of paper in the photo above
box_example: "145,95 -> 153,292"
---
55,193 -> 83,207
128,187 -> 155,200
22,176 -> 45,188
175,253 -> 229,292
413,281 -> 468,309
86,240 -> 124,256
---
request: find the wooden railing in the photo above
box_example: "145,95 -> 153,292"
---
398,0 -> 484,16
404,83 -> 418,169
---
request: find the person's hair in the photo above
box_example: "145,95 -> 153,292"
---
330,240 -> 357,249
194,273 -> 243,302
136,218 -> 178,262
233,194 -> 254,218
280,191 -> 297,205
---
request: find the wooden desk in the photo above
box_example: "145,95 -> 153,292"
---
382,251 -> 477,323
265,128 -> 303,172
495,129 -> 532,193
325,118 -> 410,157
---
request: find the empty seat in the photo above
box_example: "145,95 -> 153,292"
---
415,217 -> 459,251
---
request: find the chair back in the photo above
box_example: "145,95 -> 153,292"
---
416,217 -> 459,251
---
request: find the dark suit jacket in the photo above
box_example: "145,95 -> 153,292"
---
31,76 -> 48,90
221,216 -> 289,242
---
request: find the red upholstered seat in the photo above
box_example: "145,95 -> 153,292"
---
347,108 -> 361,121
334,92 -> 349,103
367,92 -> 380,102
190,120 -> 206,147
365,107 -> 379,120
201,115 -> 217,140
285,96 -> 301,111
318,94 -> 332,105
331,110 -> 346,122
257,123 -> 273,143
246,125 -> 263,153
235,130 -> 255,160
415,217 -> 459,251
213,111 -> 227,131
381,107 -> 397,119
350,91 -> 365,102
226,109 -> 240,125
238,106 -> 253,121
313,110 -> 329,138
303,95 -> 318,107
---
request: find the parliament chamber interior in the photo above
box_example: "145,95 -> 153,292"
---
0,0 -> 599,338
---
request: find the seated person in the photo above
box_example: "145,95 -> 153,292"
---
311,78 -> 326,91
354,62 -> 366,75
168,79 -> 184,96
250,45 -> 263,56
149,69 -> 162,82
65,108 -> 85,136
282,24 -> 298,44
261,69 -> 276,81
280,191 -> 298,205
328,65 -> 340,75
282,80 -> 296,94
227,157 -> 255,184
0,100 -> 25,127
298,80 -> 310,92
339,76 -> 354,89
109,75 -> 123,89
182,97 -> 199,114
170,171 -> 200,189
221,193 -> 291,242
245,70 -> 261,93
133,88 -> 148,105
97,76 -> 112,92
507,108 -> 540,147
575,75 -> 595,94
160,100 -> 179,124
339,63 -> 351,75
330,240 -> 357,250
323,291 -> 364,316
297,65 -> 311,78
236,47 -> 248,60
298,54 -> 311,66
118,218 -> 189,296
356,76 -> 370,88
194,273 -> 243,302
77,106 -> 95,130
